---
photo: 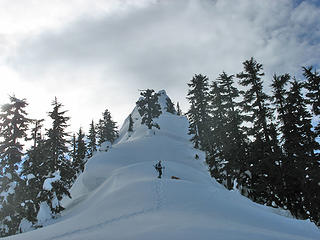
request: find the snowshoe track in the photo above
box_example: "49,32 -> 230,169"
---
47,179 -> 166,240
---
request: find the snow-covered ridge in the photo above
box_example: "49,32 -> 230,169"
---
117,89 -> 177,144
8,90 -> 320,240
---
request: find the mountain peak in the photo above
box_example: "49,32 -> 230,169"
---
117,89 -> 179,143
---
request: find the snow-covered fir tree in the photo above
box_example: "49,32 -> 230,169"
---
136,89 -> 162,130
73,127 -> 87,173
0,96 -> 30,237
87,120 -> 97,158
97,109 -> 118,145
21,119 -> 47,230
37,97 -> 73,219
96,119 -> 105,146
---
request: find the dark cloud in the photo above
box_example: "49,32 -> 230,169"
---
6,0 -> 320,130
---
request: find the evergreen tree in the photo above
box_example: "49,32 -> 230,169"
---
136,89 -> 162,130
42,97 -> 73,215
237,58 -> 280,205
96,119 -> 105,146
46,97 -> 70,169
187,101 -> 200,149
77,128 -> 86,162
271,74 -> 320,222
303,66 -> 320,137
187,74 -> 211,150
128,114 -> 134,132
218,73 -> 249,191
29,119 -> 45,148
97,109 -> 118,145
206,81 -> 226,183
237,57 -> 272,146
207,72 -> 248,190
271,73 -> 293,208
176,102 -> 182,116
284,80 -> 318,161
87,120 -> 97,157
280,80 -> 319,220
271,74 -> 290,128
21,119 -> 48,229
71,134 -> 76,161
73,128 -> 87,173
0,96 -> 30,236
303,66 -> 320,115
165,97 -> 176,114
301,67 -> 320,225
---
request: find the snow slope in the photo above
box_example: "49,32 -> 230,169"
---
7,90 -> 320,240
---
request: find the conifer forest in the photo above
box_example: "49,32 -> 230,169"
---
0,57 -> 319,237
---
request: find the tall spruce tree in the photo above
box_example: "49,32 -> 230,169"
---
42,97 -> 73,215
29,119 -> 45,148
271,74 -> 290,129
271,73 -> 294,208
0,96 -> 30,236
96,119 -> 105,146
187,101 -> 201,149
301,67 -> 320,225
136,89 -> 162,130
97,109 -> 118,145
281,80 -> 319,220
206,81 -> 225,182
73,128 -> 87,173
87,120 -> 97,158
237,57 -> 272,146
237,58 -> 280,205
284,80 -> 318,161
303,66 -> 320,115
218,72 -> 249,191
71,134 -> 76,160
207,72 -> 248,190
21,119 -> 48,229
303,66 -> 320,138
187,74 -> 211,150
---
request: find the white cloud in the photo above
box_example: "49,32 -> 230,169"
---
1,0 -> 320,132
0,0 -> 153,35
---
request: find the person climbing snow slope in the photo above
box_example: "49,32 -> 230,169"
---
154,160 -> 164,178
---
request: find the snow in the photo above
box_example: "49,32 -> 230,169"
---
43,171 -> 61,191
51,193 -> 59,209
37,202 -> 52,225
7,90 -> 320,240
26,174 -> 35,186
5,172 -> 12,180
26,174 -> 35,180
98,141 -> 112,152
0,181 -> 16,203
19,219 -> 33,233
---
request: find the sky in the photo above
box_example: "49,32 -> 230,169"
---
1,0 -> 320,134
